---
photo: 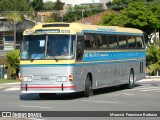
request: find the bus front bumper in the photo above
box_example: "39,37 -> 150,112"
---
20,84 -> 77,94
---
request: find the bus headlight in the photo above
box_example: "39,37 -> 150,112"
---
57,76 -> 68,82
23,76 -> 32,82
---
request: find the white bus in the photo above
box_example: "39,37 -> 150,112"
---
20,22 -> 146,98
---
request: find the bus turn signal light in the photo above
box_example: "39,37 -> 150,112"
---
69,75 -> 73,82
19,75 -> 22,82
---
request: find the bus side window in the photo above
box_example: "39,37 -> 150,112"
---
84,34 -> 96,49
118,35 -> 127,48
97,34 -> 108,49
76,35 -> 84,60
108,35 -> 118,49
128,36 -> 136,48
136,36 -> 144,48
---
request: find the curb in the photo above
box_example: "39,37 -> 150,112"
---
0,82 -> 20,86
145,76 -> 160,79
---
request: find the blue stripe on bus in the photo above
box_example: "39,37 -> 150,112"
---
21,51 -> 146,67
83,51 -> 146,62
82,30 -> 143,36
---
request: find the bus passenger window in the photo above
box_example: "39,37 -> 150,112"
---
128,36 -> 136,48
136,36 -> 144,48
108,35 -> 118,49
97,35 -> 107,49
118,35 -> 127,48
84,34 -> 96,49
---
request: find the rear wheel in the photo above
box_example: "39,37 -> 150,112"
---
128,70 -> 135,89
84,75 -> 93,97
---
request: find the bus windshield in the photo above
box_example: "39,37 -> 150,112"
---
21,35 -> 76,60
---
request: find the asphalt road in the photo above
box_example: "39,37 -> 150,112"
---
0,78 -> 160,120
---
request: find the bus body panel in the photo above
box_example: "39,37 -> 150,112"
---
20,50 -> 145,94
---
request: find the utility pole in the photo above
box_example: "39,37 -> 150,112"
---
82,9 -> 85,23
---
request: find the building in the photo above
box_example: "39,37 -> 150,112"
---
43,0 -> 112,5
0,18 -> 35,78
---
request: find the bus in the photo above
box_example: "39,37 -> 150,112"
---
20,22 -> 146,98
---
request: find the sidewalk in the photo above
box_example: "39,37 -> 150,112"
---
0,82 -> 20,86
145,76 -> 160,79
137,76 -> 160,82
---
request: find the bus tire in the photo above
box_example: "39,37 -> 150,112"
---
84,75 -> 93,97
128,70 -> 135,89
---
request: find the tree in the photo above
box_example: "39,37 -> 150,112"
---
110,0 -> 158,11
146,44 -> 160,76
31,0 -> 43,11
7,12 -> 23,47
44,13 -> 60,22
63,4 -> 104,22
43,0 -> 64,10
0,0 -> 32,11
111,0 -> 135,11
5,50 -> 20,79
54,0 -> 64,10
44,1 -> 55,10
99,1 -> 160,43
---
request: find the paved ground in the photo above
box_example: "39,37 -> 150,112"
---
0,78 -> 160,120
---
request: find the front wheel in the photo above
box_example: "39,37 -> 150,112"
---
84,75 -> 93,97
128,70 -> 135,89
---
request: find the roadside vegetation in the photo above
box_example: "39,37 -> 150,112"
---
0,79 -> 19,84
5,50 -> 20,79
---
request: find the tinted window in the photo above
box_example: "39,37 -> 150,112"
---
136,36 -> 144,48
84,34 -> 96,48
108,35 -> 118,49
96,34 -> 108,49
118,35 -> 127,48
128,36 -> 136,48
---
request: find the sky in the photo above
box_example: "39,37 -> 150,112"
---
43,0 -> 108,5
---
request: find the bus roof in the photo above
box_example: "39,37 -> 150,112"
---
23,22 -> 143,36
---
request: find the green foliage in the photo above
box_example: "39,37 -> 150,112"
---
0,0 -> 32,11
43,0 -> 64,10
44,13 -> 60,22
5,50 -> 20,79
111,0 -> 135,11
7,12 -> 23,24
146,44 -> 160,75
54,0 -> 64,10
99,1 -> 160,38
44,1 -> 55,10
31,0 -> 44,11
111,0 -> 157,11
63,4 -> 104,22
